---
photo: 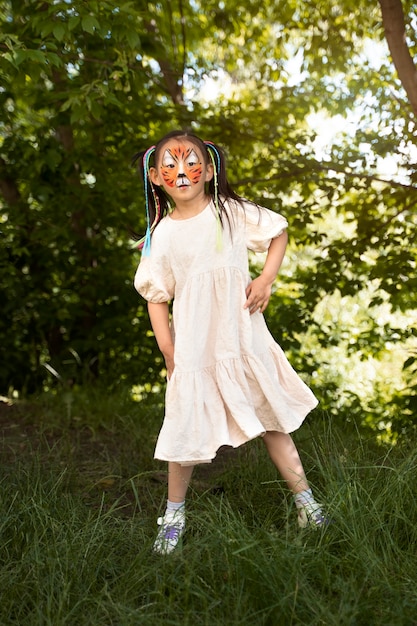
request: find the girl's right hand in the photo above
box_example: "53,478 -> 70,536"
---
165,354 -> 175,380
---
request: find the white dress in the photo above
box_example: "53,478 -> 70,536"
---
134,199 -> 318,465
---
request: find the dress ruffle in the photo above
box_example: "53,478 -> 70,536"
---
155,346 -> 318,465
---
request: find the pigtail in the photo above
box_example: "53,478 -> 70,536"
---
141,146 -> 158,256
204,141 -> 222,250
204,139 -> 244,249
203,140 -> 242,203
131,145 -> 171,254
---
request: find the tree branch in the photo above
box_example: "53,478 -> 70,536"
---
144,17 -> 184,105
236,163 -> 417,191
379,0 -> 417,117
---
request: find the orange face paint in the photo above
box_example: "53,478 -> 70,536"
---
160,145 -> 203,188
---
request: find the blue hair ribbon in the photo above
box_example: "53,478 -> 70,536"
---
141,145 -> 156,256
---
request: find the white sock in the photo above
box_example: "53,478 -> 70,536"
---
166,499 -> 185,513
293,489 -> 318,510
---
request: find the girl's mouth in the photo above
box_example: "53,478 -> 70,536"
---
176,178 -> 191,188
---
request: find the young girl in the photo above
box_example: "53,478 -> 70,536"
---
133,130 -> 326,555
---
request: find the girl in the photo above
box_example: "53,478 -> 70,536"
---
133,130 -> 326,555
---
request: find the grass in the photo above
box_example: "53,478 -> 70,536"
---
1,387 -> 417,625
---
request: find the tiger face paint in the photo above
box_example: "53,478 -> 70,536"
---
160,145 -> 203,188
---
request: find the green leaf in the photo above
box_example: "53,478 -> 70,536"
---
25,50 -> 48,64
68,16 -> 81,31
126,30 -> 140,49
81,15 -> 100,35
53,24 -> 66,42
12,49 -> 27,66
2,52 -> 17,68
403,356 -> 417,370
45,52 -> 63,68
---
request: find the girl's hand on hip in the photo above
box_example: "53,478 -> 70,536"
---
244,276 -> 272,315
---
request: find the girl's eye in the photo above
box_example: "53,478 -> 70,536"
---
187,161 -> 197,167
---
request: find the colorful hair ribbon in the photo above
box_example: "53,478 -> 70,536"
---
141,145 -> 156,256
204,141 -> 223,251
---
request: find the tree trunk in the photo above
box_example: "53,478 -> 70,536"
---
379,0 -> 417,117
0,157 -> 21,205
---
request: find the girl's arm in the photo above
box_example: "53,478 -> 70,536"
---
244,230 -> 288,315
147,301 -> 175,377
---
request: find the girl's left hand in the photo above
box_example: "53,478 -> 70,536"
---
244,276 -> 272,315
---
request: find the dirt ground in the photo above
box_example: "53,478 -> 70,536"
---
0,398 -> 238,517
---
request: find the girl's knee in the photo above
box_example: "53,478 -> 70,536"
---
263,430 -> 291,445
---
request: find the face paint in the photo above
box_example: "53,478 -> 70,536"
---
160,145 -> 203,188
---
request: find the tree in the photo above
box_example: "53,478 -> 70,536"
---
0,0 -> 159,389
0,0 -> 416,438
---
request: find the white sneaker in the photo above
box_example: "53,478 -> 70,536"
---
153,508 -> 185,555
297,502 -> 329,529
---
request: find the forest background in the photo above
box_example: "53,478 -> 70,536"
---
1,0 -> 416,440
1,2 -> 417,624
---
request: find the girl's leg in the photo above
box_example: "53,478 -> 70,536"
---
262,431 -> 309,493
154,462 -> 194,555
167,461 -> 194,502
262,431 -> 327,527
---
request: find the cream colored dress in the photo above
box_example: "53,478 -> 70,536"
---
134,199 -> 318,465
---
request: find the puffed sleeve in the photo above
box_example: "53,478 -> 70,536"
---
133,226 -> 175,302
242,200 -> 288,253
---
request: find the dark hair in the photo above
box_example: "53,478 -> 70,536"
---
131,130 -> 244,248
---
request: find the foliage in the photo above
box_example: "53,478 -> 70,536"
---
0,0 -> 416,436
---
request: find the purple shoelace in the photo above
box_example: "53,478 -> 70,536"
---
163,524 -> 181,540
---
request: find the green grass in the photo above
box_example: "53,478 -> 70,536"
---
1,388 -> 417,625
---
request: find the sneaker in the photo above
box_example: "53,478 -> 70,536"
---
297,502 -> 329,529
153,508 -> 185,555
